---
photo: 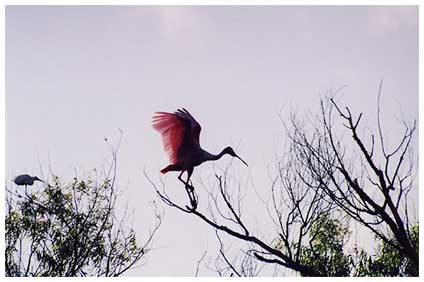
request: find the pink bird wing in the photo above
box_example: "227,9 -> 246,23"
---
152,109 -> 202,164
175,108 -> 201,145
152,112 -> 185,164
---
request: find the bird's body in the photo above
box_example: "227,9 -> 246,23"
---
153,108 -> 247,190
160,146 -> 223,173
13,174 -> 42,186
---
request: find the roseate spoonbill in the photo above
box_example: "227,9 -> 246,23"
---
13,174 -> 43,187
152,108 -> 247,190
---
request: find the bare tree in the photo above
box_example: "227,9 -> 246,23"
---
147,82 -> 418,276
146,162 -> 325,276
283,81 -> 418,274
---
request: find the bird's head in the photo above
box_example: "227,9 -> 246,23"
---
33,176 -> 43,182
223,147 -> 248,166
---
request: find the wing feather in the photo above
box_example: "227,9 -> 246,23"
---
152,112 -> 184,164
152,109 -> 202,164
177,108 -> 201,145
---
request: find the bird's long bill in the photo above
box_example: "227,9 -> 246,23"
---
235,154 -> 248,166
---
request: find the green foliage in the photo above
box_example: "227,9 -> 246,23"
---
354,225 -> 419,277
296,214 -> 419,277
5,174 -> 159,277
299,214 -> 351,276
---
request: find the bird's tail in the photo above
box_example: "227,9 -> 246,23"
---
160,164 -> 181,174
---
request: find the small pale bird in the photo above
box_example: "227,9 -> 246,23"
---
152,108 -> 247,190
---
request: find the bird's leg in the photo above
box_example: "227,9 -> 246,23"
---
177,169 -> 197,210
24,185 -> 29,198
178,171 -> 192,192
177,170 -> 194,191
177,171 -> 188,186
184,185 -> 197,211
185,168 -> 197,210
185,168 -> 194,192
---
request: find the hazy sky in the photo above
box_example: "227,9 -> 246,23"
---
6,5 -> 418,276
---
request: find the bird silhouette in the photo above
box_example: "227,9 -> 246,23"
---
13,174 -> 43,187
153,108 -> 247,195
13,174 -> 43,196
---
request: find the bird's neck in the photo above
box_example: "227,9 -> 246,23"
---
205,148 -> 227,161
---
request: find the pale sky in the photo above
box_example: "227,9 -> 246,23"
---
5,5 -> 418,276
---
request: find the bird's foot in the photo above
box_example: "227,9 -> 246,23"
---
186,199 -> 197,211
189,197 -> 197,211
185,204 -> 197,212
184,195 -> 197,211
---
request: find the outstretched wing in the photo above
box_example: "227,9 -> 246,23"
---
152,108 -> 202,163
175,108 -> 201,146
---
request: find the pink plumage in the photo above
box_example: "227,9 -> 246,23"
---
152,112 -> 185,164
152,108 -> 247,193
153,108 -> 247,209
